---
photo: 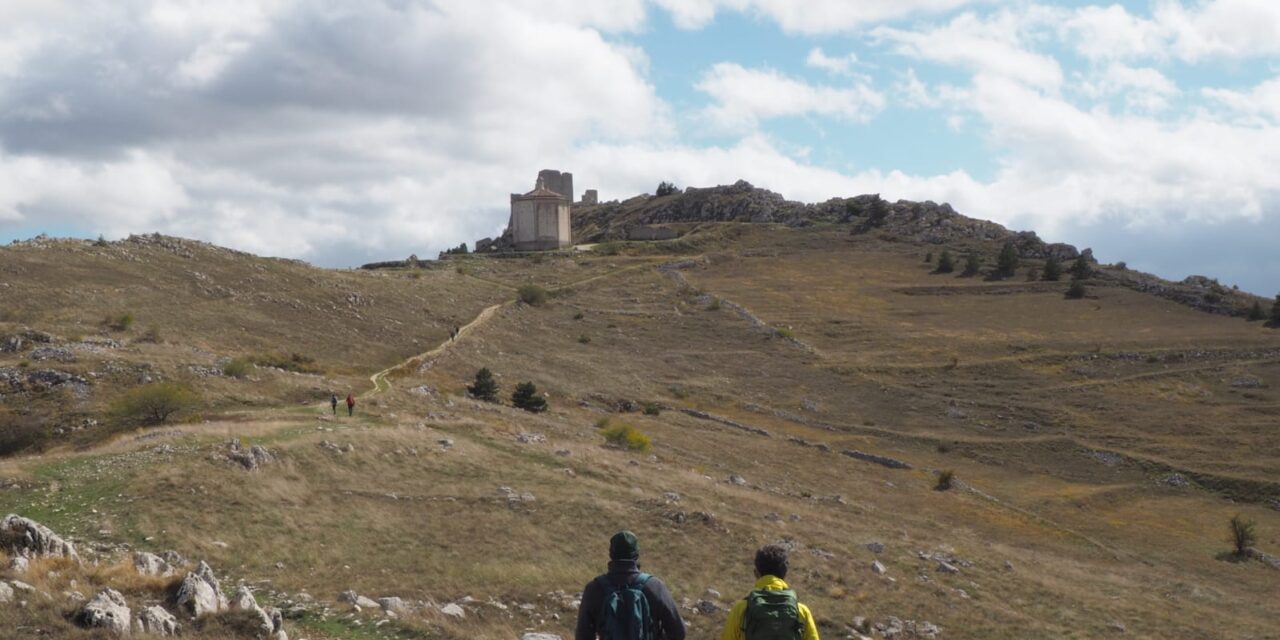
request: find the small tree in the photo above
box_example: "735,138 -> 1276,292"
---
1025,266 -> 1039,282
1041,256 -> 1062,281
996,242 -> 1019,277
105,312 -> 135,332
1229,514 -> 1256,557
656,181 -> 678,197
517,284 -> 548,306
1270,295 -> 1280,327
924,251 -> 933,264
113,383 -> 198,425
1246,301 -> 1266,321
511,381 -> 547,413
934,251 -> 955,274
1070,255 -> 1091,280
94,235 -> 109,247
961,252 -> 981,277
222,358 -> 252,379
468,368 -> 499,402
1065,279 -> 1087,299
935,470 -> 955,491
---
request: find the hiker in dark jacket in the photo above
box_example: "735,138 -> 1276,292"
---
575,530 -> 686,640
330,394 -> 338,415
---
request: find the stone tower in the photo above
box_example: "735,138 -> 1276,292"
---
536,169 -> 573,203
509,175 -> 572,251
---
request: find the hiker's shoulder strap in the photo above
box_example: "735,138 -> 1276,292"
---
635,572 -> 652,587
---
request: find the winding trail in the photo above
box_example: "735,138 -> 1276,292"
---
366,302 -> 505,395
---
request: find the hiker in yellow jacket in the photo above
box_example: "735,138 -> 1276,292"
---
720,544 -> 820,640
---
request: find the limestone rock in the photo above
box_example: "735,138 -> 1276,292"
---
1,514 -> 79,561
225,439 -> 275,471
136,605 -> 179,636
936,561 -> 960,574
522,634 -> 564,640
872,560 -> 887,575
865,542 -> 885,554
77,588 -> 132,635
440,602 -> 466,619
229,585 -> 258,611
0,581 -> 13,603
728,474 -> 747,486
378,596 -> 407,612
134,551 -> 174,577
175,562 -> 227,617
9,556 -> 29,574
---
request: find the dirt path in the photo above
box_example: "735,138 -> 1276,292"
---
367,302 -> 505,395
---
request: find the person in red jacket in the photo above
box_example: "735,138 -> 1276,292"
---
346,393 -> 355,417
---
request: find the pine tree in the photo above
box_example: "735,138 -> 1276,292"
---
934,250 -> 955,274
1065,279 -> 1087,299
1070,254 -> 1091,280
961,252 -> 981,277
996,242 -> 1019,277
1041,256 -> 1062,281
511,381 -> 547,413
1270,295 -> 1280,327
656,181 -> 678,197
1246,301 -> 1266,321
468,368 -> 499,402
924,251 -> 933,264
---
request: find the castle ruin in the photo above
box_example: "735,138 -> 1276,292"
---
509,171 -> 573,251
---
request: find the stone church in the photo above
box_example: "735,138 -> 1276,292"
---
509,169 -> 574,251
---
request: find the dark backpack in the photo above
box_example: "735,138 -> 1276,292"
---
597,573 -> 652,640
742,589 -> 802,640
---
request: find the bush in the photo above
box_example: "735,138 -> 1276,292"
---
468,368 -> 499,402
253,352 -> 319,373
441,243 -> 468,256
1041,256 -> 1062,281
112,382 -> 198,426
596,241 -> 623,256
924,251 -> 933,263
222,358 -> 252,378
642,402 -> 661,416
656,181 -> 679,197
1243,301 -> 1263,322
935,470 -> 955,491
105,312 -> 135,332
706,298 -> 721,311
517,284 -> 548,306
775,326 -> 795,339
1229,514 -> 1256,556
1070,255 -> 1092,280
961,252 -> 981,277
573,311 -> 585,320
94,235 -> 109,247
138,325 -> 163,343
996,242 -> 1018,277
1114,261 -> 1127,270
599,419 -> 652,452
511,381 -> 547,413
1065,280 -> 1087,299
855,195 -> 891,233
1270,295 -> 1280,327
577,334 -> 591,344
934,251 -> 955,274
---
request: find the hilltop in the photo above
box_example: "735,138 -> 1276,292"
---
0,187 -> 1278,640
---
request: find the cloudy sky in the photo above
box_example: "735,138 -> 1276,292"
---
1,1 -> 1278,294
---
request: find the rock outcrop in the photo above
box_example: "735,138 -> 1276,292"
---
76,588 -> 132,635
175,561 -> 227,617
136,605 -> 179,636
1,514 -> 79,561
133,551 -> 175,577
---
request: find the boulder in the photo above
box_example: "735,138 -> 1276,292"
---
136,605 -> 179,636
522,634 -> 564,640
134,551 -> 174,577
76,588 -> 132,635
440,602 -> 466,619
0,581 -> 13,603
175,562 -> 226,617
936,561 -> 960,574
229,585 -> 258,611
378,596 -> 407,613
1,514 -> 79,561
225,439 -> 275,471
872,560 -> 887,575
9,556 -> 29,574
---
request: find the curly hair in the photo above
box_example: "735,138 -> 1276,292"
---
754,544 -> 789,579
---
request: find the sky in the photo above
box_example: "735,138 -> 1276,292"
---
0,1 -> 1278,294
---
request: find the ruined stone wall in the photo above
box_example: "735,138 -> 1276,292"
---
581,189 -> 598,205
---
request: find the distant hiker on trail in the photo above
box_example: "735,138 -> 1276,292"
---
719,544 -> 820,640
452,325 -> 460,341
575,530 -> 686,640
346,393 -> 355,417
330,393 -> 338,415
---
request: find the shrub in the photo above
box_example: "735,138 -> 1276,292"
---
517,284 -> 548,306
596,241 -> 623,256
934,251 -> 955,274
253,352 -> 318,373
996,242 -> 1018,277
112,382 -> 198,426
1025,267 -> 1039,282
935,470 -> 955,491
573,311 -> 585,320
1065,280 -> 1087,299
94,235 -> 109,247
17,360 -> 29,368
468,368 -> 499,402
1229,514 -> 1256,556
1114,261 -> 1127,270
598,419 -> 652,452
511,381 -> 547,413
105,312 -> 135,332
642,402 -> 661,416
961,252 -> 981,277
924,251 -> 933,263
1246,301 -> 1266,322
222,358 -> 252,379
706,298 -> 721,311
1041,256 -> 1062,281
577,334 -> 591,344
1070,255 -> 1091,280
441,243 -> 468,256
656,181 -> 679,197
1270,295 -> 1280,327
775,326 -> 795,339
138,325 -> 163,344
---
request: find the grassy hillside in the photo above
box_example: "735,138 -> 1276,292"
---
0,225 -> 1277,639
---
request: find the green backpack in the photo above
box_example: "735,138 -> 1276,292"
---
742,589 -> 802,640
597,573 -> 653,640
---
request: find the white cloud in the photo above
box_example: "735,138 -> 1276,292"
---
695,63 -> 885,132
874,9 -> 1065,91
652,0 -> 977,33
1202,76 -> 1280,124
1063,0 -> 1280,62
1077,63 -> 1180,112
805,48 -> 860,76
